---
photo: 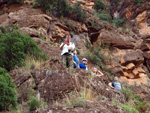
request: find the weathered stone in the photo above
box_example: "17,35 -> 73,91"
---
122,49 -> 144,65
91,30 -> 136,49
126,63 -> 135,70
8,8 -> 51,29
39,70 -> 77,102
19,27 -> 39,37
14,72 -> 31,87
132,69 -> 139,76
137,67 -> 145,73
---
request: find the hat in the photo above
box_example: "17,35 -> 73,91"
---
82,58 -> 87,62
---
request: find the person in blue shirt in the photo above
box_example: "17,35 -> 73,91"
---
79,58 -> 88,70
73,50 -> 79,68
108,76 -> 122,92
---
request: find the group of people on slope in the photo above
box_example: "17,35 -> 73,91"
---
60,33 -> 88,70
60,33 -> 122,92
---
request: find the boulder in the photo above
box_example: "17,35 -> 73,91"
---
126,63 -> 135,70
0,13 -> 9,27
122,49 -> 144,65
132,69 -> 139,76
8,7 -> 51,29
38,70 -> 77,103
19,27 -> 39,37
91,30 -> 136,49
13,72 -> 31,87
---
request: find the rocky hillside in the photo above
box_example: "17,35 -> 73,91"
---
0,0 -> 150,113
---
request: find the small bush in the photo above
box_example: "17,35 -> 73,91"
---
134,96 -> 149,112
111,18 -> 126,27
121,105 -> 139,113
93,0 -> 106,12
71,2 -> 87,23
134,0 -> 144,5
96,13 -> 111,21
35,0 -> 71,17
0,27 -> 48,71
29,97 -> 41,111
86,42 -> 109,70
0,67 -> 17,111
121,88 -> 133,102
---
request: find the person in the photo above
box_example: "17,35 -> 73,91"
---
60,33 -> 75,68
79,58 -> 88,70
92,67 -> 104,77
108,76 -> 122,92
73,50 -> 79,68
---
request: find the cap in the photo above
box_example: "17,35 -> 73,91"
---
82,58 -> 87,62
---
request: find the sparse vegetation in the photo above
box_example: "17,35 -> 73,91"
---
134,95 -> 149,113
29,96 -> 41,111
86,41 -> 110,70
0,67 -> 17,111
35,0 -> 87,23
134,0 -> 144,6
61,87 -> 94,107
71,2 -> 87,23
111,18 -> 126,27
121,105 -> 139,113
121,88 -> 133,102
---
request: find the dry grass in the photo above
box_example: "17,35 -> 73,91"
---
20,56 -> 44,71
55,85 -> 95,107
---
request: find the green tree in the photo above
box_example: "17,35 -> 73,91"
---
0,67 -> 17,111
0,28 -> 48,71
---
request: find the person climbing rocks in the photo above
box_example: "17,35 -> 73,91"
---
92,67 -> 104,77
73,50 -> 79,68
79,58 -> 88,70
108,76 -> 122,92
60,33 -> 75,68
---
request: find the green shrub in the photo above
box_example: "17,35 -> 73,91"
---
111,18 -> 125,27
134,96 -> 149,112
86,42 -> 109,70
93,0 -> 106,12
96,13 -> 111,21
121,88 -> 133,102
134,0 -> 144,6
35,0 -> 71,17
121,105 -> 139,113
111,0 -> 120,7
29,96 -> 41,111
0,67 -> 17,111
0,28 -> 48,71
71,2 -> 87,23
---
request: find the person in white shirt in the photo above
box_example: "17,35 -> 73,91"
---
60,34 -> 75,68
